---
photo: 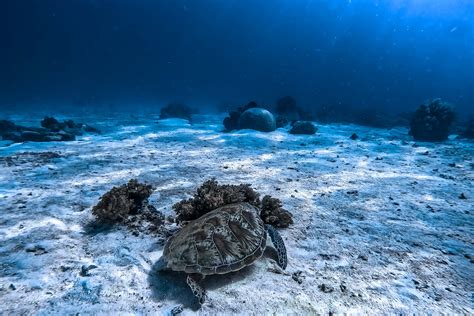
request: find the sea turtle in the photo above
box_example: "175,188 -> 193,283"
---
157,202 -> 288,304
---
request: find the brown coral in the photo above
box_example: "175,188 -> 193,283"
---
173,179 -> 293,228
92,179 -> 153,222
260,195 -> 293,228
173,179 -> 260,223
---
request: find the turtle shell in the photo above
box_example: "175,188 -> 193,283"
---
163,202 -> 267,275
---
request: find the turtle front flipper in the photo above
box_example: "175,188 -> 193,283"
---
154,257 -> 169,271
186,274 -> 206,305
265,224 -> 287,269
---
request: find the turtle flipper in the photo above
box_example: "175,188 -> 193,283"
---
155,257 -> 169,271
265,224 -> 287,269
186,274 -> 206,305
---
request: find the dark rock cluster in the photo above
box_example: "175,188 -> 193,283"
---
409,99 -> 455,141
159,103 -> 194,121
173,179 -> 293,228
275,96 -> 300,121
41,116 -> 100,134
1,151 -> 62,167
223,101 -> 259,131
313,104 -> 407,128
289,121 -> 317,135
0,120 -> 17,135
224,99 -> 316,133
274,96 -> 310,127
350,133 -> 359,140
223,98 -> 321,134
0,117 -> 100,143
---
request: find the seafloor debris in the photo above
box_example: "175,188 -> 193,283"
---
0,151 -> 62,167
159,102 -> 193,121
0,117 -> 100,143
289,121 -> 317,135
173,179 -> 293,227
409,99 -> 455,141
25,244 -> 48,255
80,264 -> 98,277
170,304 -> 184,316
292,271 -> 305,284
350,133 -> 359,140
318,283 -> 335,293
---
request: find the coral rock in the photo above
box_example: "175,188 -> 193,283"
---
223,101 -> 259,131
0,120 -> 18,135
173,179 -> 293,227
409,99 -> 455,141
260,195 -> 293,228
159,103 -> 193,121
238,108 -> 276,132
275,96 -> 302,122
40,116 -> 62,131
173,179 -> 260,223
92,179 -> 153,222
289,121 -> 317,135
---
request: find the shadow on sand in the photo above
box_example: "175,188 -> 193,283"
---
147,246 -> 280,310
82,219 -> 116,236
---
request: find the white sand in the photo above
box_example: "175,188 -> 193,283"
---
0,114 -> 472,314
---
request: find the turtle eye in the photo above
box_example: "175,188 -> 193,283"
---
214,227 -> 225,234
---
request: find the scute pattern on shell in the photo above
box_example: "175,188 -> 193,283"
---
163,203 -> 267,275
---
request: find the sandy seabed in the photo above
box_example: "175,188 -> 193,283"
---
0,114 -> 473,315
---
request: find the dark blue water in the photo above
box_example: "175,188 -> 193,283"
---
1,0 -> 473,115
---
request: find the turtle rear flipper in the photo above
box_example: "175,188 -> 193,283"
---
186,274 -> 206,305
265,224 -> 287,269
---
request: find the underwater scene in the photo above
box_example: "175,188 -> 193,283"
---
0,1 -> 473,314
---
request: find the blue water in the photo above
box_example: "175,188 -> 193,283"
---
0,0 -> 473,115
